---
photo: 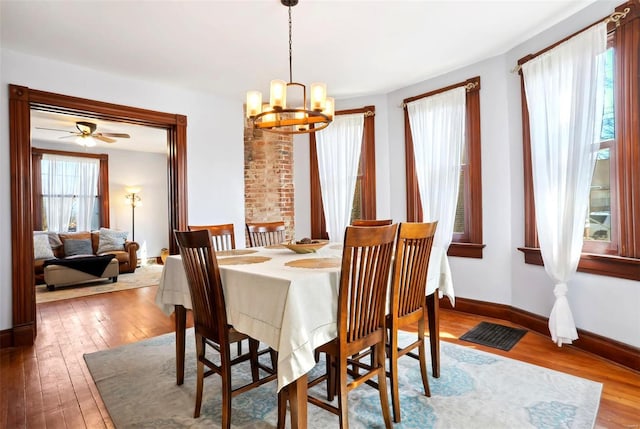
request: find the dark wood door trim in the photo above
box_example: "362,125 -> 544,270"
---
7,84 -> 188,347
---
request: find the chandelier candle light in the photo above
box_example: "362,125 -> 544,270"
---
246,0 -> 334,134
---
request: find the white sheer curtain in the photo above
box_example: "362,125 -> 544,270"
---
75,158 -> 100,231
407,87 -> 466,304
522,23 -> 606,346
41,154 -> 99,232
42,155 -> 75,232
316,113 -> 364,243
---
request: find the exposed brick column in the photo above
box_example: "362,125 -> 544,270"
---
244,121 -> 295,245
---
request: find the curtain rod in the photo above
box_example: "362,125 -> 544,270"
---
401,81 -> 479,109
511,7 -> 631,74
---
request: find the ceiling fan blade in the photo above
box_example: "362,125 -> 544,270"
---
94,135 -> 117,144
59,134 -> 81,139
35,127 -> 75,134
98,132 -> 130,138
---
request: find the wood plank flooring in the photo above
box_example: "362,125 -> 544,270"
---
1,286 -> 638,428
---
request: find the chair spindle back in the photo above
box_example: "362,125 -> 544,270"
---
339,224 -> 397,345
188,223 -> 236,251
175,229 -> 227,343
246,221 -> 286,247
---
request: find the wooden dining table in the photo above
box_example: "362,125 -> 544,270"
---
155,243 -> 344,428
154,242 -> 442,428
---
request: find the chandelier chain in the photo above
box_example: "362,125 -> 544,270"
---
288,5 -> 293,84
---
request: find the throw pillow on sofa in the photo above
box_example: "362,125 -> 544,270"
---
64,239 -> 94,257
34,230 -> 63,248
34,233 -> 54,260
97,227 -> 129,254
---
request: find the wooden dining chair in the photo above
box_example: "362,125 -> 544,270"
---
174,230 -> 276,427
352,220 -> 441,383
386,221 -> 437,422
280,224 -> 397,429
187,223 -> 243,355
246,221 -> 286,247
351,219 -> 393,226
188,223 -> 236,251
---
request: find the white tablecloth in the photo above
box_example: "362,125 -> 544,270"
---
155,245 -> 342,391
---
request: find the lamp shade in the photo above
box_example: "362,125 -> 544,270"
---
323,97 -> 335,120
246,90 -> 262,118
310,83 -> 327,111
270,79 -> 287,109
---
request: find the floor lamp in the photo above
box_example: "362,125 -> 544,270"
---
125,187 -> 142,242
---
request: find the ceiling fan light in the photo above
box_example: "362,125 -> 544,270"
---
75,135 -> 96,147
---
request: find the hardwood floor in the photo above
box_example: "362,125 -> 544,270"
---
1,286 -> 638,428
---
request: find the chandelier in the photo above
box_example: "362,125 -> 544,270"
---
246,0 -> 334,135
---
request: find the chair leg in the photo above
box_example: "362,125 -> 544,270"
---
194,334 -> 205,418
388,327 -> 401,423
418,318 -> 431,397
248,339 -> 260,382
337,356 -> 349,429
221,345 -> 233,429
326,354 -> 335,401
277,388 -> 288,429
374,343 -> 393,429
270,349 -> 278,374
426,291 -> 440,378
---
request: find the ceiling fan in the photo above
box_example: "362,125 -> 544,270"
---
36,121 -> 131,145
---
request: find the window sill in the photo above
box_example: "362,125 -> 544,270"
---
518,247 -> 640,281
449,242 -> 485,258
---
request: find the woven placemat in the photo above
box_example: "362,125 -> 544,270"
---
264,244 -> 287,249
217,256 -> 271,265
459,321 -> 527,351
285,258 -> 341,269
216,249 -> 257,257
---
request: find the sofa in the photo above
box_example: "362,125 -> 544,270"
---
34,228 -> 139,285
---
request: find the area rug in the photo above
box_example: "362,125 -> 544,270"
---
36,263 -> 163,303
459,321 -> 528,351
84,330 -> 602,429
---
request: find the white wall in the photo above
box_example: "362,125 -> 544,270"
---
107,149 -> 168,259
0,49 -> 246,330
294,0 -> 638,347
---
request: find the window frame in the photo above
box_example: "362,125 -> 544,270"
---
404,76 -> 485,258
310,106 -> 376,239
518,1 -> 639,281
31,147 -> 110,231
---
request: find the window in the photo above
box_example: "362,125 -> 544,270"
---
519,1 -> 639,280
310,106 -> 376,239
32,148 -> 110,232
404,77 -> 484,258
583,47 -> 616,254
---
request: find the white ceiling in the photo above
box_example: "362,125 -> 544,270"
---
3,0 -> 597,150
30,110 -> 168,153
